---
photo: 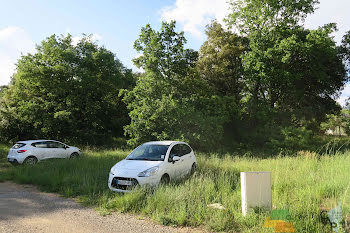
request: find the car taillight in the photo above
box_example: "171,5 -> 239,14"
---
17,150 -> 27,153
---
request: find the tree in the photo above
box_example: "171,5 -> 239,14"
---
124,21 -> 228,148
196,21 -> 249,144
226,0 -> 347,130
227,0 -> 319,33
320,113 -> 345,136
0,85 -> 7,98
133,22 -> 198,79
340,30 -> 350,73
0,34 -> 134,144
197,21 -> 247,101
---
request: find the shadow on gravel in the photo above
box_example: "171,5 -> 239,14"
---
0,182 -> 85,220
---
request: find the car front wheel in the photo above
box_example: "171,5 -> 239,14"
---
70,152 -> 80,159
160,174 -> 170,185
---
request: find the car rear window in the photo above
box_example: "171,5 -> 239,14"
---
12,143 -> 26,149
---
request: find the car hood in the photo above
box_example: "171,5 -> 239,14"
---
111,159 -> 163,175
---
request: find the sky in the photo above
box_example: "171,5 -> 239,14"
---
1,0 -> 350,104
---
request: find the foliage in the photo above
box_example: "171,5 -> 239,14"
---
0,85 -> 8,98
124,21 -> 229,149
340,30 -> 350,73
1,1 -> 349,151
133,21 -> 198,78
225,0 -> 347,145
321,112 -> 346,136
268,126 -> 313,150
197,21 -> 247,99
340,109 -> 350,136
0,35 -> 134,145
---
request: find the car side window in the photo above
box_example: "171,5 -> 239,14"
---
168,144 -> 182,162
47,142 -> 65,148
32,141 -> 48,148
181,144 -> 192,155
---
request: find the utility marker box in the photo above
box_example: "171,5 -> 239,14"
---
241,171 -> 272,216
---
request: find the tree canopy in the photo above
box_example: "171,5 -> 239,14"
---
0,34 -> 134,144
123,21 -> 228,148
226,0 -> 347,135
1,1 -> 349,151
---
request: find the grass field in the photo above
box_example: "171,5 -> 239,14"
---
1,144 -> 350,232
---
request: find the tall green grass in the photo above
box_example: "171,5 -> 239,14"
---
0,144 -> 349,232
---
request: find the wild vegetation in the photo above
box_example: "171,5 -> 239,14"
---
1,143 -> 349,232
1,0 -> 350,231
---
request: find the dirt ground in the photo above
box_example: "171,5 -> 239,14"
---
0,182 -> 202,233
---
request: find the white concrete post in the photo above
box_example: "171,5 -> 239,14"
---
241,171 -> 272,216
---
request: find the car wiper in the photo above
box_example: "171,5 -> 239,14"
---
127,158 -> 159,161
142,158 -> 163,161
137,158 -> 159,161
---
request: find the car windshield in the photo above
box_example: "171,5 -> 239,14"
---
126,144 -> 169,161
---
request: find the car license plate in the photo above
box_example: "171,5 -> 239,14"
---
116,180 -> 132,186
8,158 -> 14,162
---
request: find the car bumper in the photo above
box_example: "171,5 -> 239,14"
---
108,174 -> 160,192
7,157 -> 20,165
7,155 -> 26,164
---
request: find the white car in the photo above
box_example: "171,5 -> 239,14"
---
7,140 -> 82,165
108,141 -> 197,192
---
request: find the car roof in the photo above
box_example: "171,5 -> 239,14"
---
16,140 -> 63,144
143,141 -> 185,146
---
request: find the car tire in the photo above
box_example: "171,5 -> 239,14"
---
23,156 -> 38,165
160,174 -> 170,185
190,163 -> 197,175
70,152 -> 80,159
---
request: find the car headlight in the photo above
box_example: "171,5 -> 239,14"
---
138,167 -> 159,177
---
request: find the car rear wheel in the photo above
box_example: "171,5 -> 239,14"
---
70,152 -> 79,159
23,156 -> 38,165
190,163 -> 197,175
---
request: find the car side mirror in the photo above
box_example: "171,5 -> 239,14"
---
168,154 -> 180,163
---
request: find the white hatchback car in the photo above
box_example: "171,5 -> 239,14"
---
7,140 -> 82,165
108,141 -> 197,192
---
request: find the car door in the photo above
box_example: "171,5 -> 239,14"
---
166,144 -> 184,179
55,142 -> 70,158
179,144 -> 193,175
47,141 -> 68,158
31,141 -> 50,160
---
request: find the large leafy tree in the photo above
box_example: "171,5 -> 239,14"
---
227,0 -> 347,129
340,30 -> 350,73
0,85 -> 7,98
0,34 -> 134,144
124,21 -> 228,148
196,21 -> 248,143
197,21 -> 247,101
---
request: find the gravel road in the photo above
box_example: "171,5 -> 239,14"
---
0,182 -> 202,233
